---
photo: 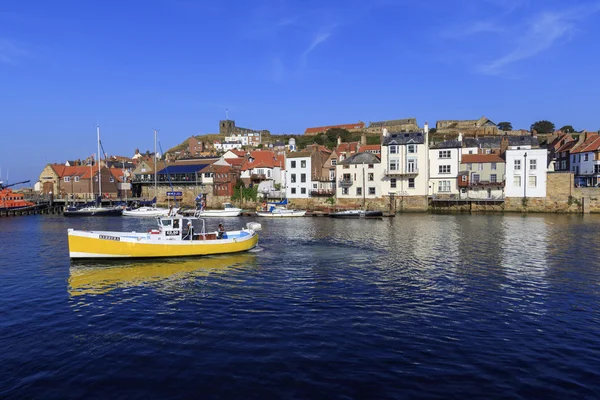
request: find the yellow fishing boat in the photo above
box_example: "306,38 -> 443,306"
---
69,253 -> 256,296
67,216 -> 260,259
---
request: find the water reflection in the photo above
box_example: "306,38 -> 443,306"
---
68,252 -> 257,296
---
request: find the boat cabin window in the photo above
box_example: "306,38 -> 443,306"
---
173,219 -> 180,229
161,219 -> 172,227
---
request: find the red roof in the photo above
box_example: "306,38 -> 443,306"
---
572,134 -> 600,154
556,140 -> 577,153
226,158 -> 245,167
50,164 -> 96,179
336,142 -> 360,154
461,154 -> 504,163
305,122 -> 365,135
242,150 -> 282,171
231,149 -> 246,157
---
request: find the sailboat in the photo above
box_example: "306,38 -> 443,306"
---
123,130 -> 175,217
64,126 -> 123,217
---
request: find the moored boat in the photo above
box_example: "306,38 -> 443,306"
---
256,206 -> 306,217
0,180 -> 37,211
122,205 -> 176,217
329,210 -> 383,218
67,215 -> 260,259
64,205 -> 124,217
196,202 -> 242,217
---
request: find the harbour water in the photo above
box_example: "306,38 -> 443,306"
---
1,214 -> 600,399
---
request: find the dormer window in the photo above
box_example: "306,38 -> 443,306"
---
74,176 -> 80,182
64,176 -> 70,182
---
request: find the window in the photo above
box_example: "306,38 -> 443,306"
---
301,160 -> 306,168
578,154 -> 581,162
356,187 -> 362,196
408,178 -> 415,188
572,155 -> 576,163
467,163 -> 472,171
407,159 -> 416,173
472,174 -> 480,183
561,160 -> 566,170
291,188 -> 296,194
291,174 -> 296,183
291,161 -> 296,168
485,149 -> 491,154
490,174 -> 497,183
390,145 -> 398,154
368,173 -> 374,181
514,176 -> 521,187
64,177 -> 70,182
478,163 -> 483,171
491,162 -> 497,170
301,187 -> 306,194
439,150 -> 451,159
301,173 -> 306,183
391,178 -> 397,188
439,165 -> 451,174
389,160 -> 399,171
342,187 -> 349,195
584,154 -> 589,161
74,176 -> 80,182
368,164 -> 374,169
407,144 -> 416,154
461,175 -> 467,182
529,159 -> 537,170
514,159 -> 521,170
595,165 -> 600,174
329,170 -> 335,180
109,177 -> 115,183
438,181 -> 451,192
368,187 -> 376,195
313,183 -> 318,188
528,176 -> 537,188
331,159 -> 337,166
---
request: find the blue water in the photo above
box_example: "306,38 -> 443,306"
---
1,214 -> 600,399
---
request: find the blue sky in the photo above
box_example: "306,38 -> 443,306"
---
2,0 -> 600,183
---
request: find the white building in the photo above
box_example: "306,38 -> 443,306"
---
285,151 -> 312,198
335,152 -> 383,200
569,133 -> 600,186
224,132 -> 262,147
505,148 -> 547,198
428,134 -> 464,196
380,128 -> 428,196
214,140 -> 243,152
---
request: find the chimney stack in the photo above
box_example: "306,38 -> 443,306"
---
337,136 -> 342,146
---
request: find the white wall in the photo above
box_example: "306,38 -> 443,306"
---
429,147 -> 461,195
286,156 -> 311,198
505,149 -> 547,198
380,141 -> 428,196
335,162 -> 383,199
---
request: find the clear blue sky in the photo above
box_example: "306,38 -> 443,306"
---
2,0 -> 600,184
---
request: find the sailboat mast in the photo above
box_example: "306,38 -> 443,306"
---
154,129 -> 157,199
97,125 -> 102,198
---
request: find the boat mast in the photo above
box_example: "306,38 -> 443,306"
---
97,125 -> 102,202
154,129 -> 157,202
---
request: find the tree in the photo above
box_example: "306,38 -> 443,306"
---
497,121 -> 513,131
325,128 -> 351,143
559,125 -> 575,133
530,120 -> 555,134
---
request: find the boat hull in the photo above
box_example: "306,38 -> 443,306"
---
256,210 -> 306,217
330,211 -> 383,218
197,209 -> 242,217
64,207 -> 123,217
122,207 -> 172,217
68,229 -> 258,259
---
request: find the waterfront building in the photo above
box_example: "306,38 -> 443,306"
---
240,150 -> 285,188
569,132 -> 600,186
428,135 -> 464,196
37,164 -> 119,199
504,147 -> 548,198
335,152 -> 383,201
379,127 -> 429,197
285,151 -> 312,198
458,154 -> 506,200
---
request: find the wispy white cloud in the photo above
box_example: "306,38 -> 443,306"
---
301,25 -> 337,63
441,20 -> 505,38
0,38 -> 33,64
478,4 -> 600,75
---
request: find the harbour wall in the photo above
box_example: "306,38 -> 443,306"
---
141,172 -> 600,213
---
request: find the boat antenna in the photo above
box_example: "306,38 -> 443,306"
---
154,129 -> 158,202
97,125 -> 102,206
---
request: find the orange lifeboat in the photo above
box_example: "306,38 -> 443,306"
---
0,180 -> 36,211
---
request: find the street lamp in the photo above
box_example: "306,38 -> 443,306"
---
523,152 -> 528,200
